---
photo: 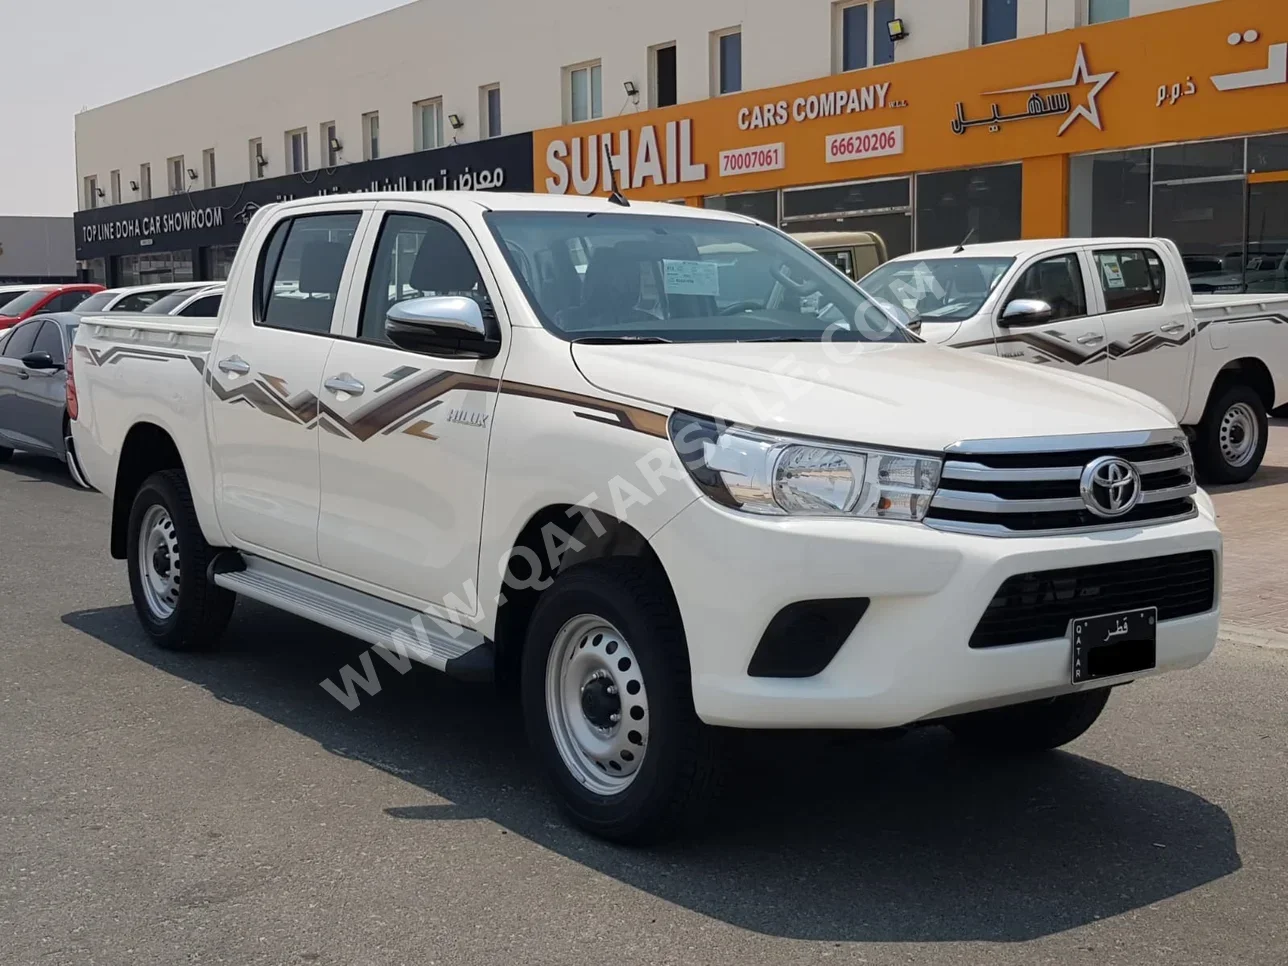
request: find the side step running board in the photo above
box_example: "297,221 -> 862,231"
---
211,554 -> 494,682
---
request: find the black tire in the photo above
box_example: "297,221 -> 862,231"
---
521,559 -> 722,845
1194,382 -> 1268,485
0,446 -> 12,463
125,469 -> 235,651
946,687 -> 1111,753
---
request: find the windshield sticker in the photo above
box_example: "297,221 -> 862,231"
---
1099,255 -> 1126,288
662,259 -> 720,296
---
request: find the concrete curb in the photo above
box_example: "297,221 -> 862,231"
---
1219,622 -> 1288,651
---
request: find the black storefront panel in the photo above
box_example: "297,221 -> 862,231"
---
74,133 -> 534,280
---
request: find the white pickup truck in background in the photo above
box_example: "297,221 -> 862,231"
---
70,193 -> 1221,843
861,238 -> 1288,483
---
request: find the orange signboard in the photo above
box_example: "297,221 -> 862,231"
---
533,0 -> 1288,207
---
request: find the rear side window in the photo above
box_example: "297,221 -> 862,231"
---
49,291 -> 91,312
358,213 -> 487,343
114,291 -> 168,312
32,321 -> 65,363
74,292 -> 112,313
258,213 -> 362,334
180,294 -> 222,317
1094,249 -> 1165,312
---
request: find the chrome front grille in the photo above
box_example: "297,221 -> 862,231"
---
925,430 -> 1198,537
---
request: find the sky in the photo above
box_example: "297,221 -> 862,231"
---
1,0 -> 412,217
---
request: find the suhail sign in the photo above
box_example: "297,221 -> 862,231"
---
545,119 -> 707,195
80,206 -> 225,244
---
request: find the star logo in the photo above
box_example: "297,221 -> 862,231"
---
983,45 -> 1117,136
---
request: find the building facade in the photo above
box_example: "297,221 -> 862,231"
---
0,217 -> 76,284
75,0 -> 1288,295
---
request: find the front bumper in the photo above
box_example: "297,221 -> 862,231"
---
650,493 -> 1222,729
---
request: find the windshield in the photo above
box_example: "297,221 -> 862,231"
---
74,292 -> 113,313
143,289 -> 200,315
861,257 -> 1014,322
0,289 -> 51,316
484,211 -> 911,344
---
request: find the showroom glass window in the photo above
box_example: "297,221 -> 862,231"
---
782,177 -> 913,260
915,164 -> 1023,250
704,191 -> 778,226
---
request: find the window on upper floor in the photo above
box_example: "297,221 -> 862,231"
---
202,149 -> 217,188
651,43 -> 677,108
286,129 -> 309,173
322,122 -> 339,166
167,156 -> 184,195
566,61 -> 603,123
139,163 -> 152,200
1088,0 -> 1129,24
83,176 -> 98,210
415,99 -> 444,151
834,0 -> 896,73
109,170 -> 121,205
363,112 -> 381,160
982,0 -> 1018,44
712,28 -> 742,94
482,85 -> 502,139
249,138 -> 266,180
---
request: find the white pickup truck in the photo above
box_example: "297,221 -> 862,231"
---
861,238 -> 1288,484
71,193 -> 1221,843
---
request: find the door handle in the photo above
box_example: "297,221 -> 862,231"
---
1076,333 -> 1105,345
324,374 -> 365,396
1159,322 -> 1188,335
16,370 -> 28,380
217,356 -> 251,375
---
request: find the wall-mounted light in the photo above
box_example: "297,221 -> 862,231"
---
256,148 -> 268,172
328,136 -> 343,155
624,80 -> 640,98
95,188 -> 106,198
448,113 -> 465,130
887,18 -> 909,42
129,180 -> 139,192
187,168 -> 199,181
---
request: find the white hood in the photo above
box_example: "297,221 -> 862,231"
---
571,342 -> 1176,452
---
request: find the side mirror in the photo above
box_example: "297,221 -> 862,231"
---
21,351 -> 61,371
999,298 -> 1054,328
385,296 -> 501,359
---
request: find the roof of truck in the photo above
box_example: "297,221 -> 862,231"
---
892,238 -> 1172,260
266,191 -> 753,221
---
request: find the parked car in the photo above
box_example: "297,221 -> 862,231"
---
141,283 -> 225,318
72,282 -> 210,316
0,284 -> 39,309
0,312 -> 91,485
72,193 -> 1221,844
796,230 -> 888,281
860,238 -> 1288,483
0,284 -> 104,330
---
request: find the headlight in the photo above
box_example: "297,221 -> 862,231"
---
668,412 -> 942,521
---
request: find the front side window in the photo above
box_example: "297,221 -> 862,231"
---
115,291 -> 169,312
1005,253 -> 1087,321
258,212 -> 362,334
360,213 -> 487,343
486,211 -> 912,344
74,292 -> 112,313
861,257 -> 1013,322
2,320 -> 41,358
1094,249 -> 1165,312
143,289 -> 199,315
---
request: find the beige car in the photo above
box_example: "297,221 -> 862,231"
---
794,230 -> 888,281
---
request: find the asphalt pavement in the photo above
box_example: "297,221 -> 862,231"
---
1,444 -> 1286,966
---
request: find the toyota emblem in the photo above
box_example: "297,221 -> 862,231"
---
1079,456 -> 1142,519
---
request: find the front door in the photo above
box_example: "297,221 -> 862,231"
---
208,207 -> 369,564
993,250 -> 1108,380
0,320 -> 54,453
1092,246 -> 1195,419
316,204 -> 507,611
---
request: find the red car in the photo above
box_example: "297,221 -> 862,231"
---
0,284 -> 104,330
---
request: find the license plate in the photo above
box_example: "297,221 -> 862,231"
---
1071,608 -> 1157,684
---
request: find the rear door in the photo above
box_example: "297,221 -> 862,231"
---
1092,246 -> 1195,418
208,205 -> 373,564
993,250 -> 1108,379
25,320 -> 69,452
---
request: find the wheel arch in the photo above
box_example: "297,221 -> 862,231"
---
1205,357 -> 1275,418
492,504 -> 681,698
110,423 -> 185,559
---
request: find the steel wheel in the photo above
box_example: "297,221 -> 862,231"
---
545,614 -> 650,795
137,505 -> 181,621
1219,402 -> 1259,468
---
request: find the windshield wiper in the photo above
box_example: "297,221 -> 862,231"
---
571,335 -> 674,345
741,336 -> 816,343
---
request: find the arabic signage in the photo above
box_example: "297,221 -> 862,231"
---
531,0 -> 1288,204
75,132 -> 534,260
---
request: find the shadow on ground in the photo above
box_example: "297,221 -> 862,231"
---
0,450 -> 83,491
64,602 -> 1241,944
